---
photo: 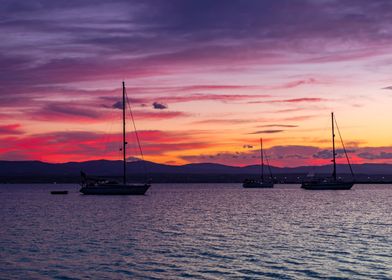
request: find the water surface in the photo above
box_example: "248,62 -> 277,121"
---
1,184 -> 391,279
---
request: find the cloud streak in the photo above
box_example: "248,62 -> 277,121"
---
0,129 -> 213,162
249,130 -> 285,134
248,98 -> 325,104
0,124 -> 24,135
258,124 -> 298,128
180,145 -> 392,167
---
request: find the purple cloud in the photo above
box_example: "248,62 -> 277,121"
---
249,130 -> 284,134
358,151 -> 392,160
1,0 -> 392,93
112,101 -> 122,109
31,102 -> 107,122
249,98 -> 325,104
152,102 -> 168,110
258,124 -> 298,128
0,124 -> 24,135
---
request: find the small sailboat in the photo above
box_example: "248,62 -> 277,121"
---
301,112 -> 354,190
80,82 -> 151,195
243,138 -> 274,188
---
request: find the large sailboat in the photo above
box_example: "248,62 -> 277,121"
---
243,138 -> 274,188
301,112 -> 354,190
80,82 -> 151,195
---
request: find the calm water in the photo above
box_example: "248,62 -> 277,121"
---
0,184 -> 391,279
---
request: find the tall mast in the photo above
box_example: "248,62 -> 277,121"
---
331,112 -> 337,181
260,138 -> 264,181
122,81 -> 126,184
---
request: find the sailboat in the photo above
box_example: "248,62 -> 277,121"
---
301,112 -> 354,190
243,138 -> 274,188
79,82 -> 151,195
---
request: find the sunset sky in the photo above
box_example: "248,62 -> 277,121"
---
1,0 -> 392,167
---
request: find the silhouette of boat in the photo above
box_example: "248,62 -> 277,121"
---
80,82 -> 151,195
301,112 -> 354,190
243,138 -> 274,188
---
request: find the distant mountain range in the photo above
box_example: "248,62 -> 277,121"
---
1,160 -> 392,183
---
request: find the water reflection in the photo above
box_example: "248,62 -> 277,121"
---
0,184 -> 391,279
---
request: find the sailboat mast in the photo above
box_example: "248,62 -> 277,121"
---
260,138 -> 264,181
331,112 -> 337,181
122,81 -> 126,184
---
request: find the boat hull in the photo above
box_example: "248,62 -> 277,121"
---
243,181 -> 274,188
80,184 -> 150,195
301,182 -> 353,190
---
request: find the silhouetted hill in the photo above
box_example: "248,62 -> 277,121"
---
0,160 -> 392,183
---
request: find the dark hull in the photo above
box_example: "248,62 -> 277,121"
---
301,182 -> 353,190
51,191 -> 68,195
243,181 -> 274,188
80,184 -> 150,195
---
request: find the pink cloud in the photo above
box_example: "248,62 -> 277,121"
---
0,124 -> 24,135
180,144 -> 382,167
132,110 -> 191,120
192,118 -> 258,125
0,129 -> 214,162
306,49 -> 385,64
282,115 -> 317,121
125,93 -> 271,105
249,97 -> 325,104
258,124 -> 298,128
29,103 -> 112,123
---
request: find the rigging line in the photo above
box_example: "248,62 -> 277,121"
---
264,150 -> 274,181
124,87 -> 145,162
124,86 -> 149,182
334,116 -> 355,179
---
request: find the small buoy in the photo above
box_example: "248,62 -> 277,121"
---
50,191 -> 68,195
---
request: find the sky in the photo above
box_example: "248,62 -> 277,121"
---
1,0 -> 392,167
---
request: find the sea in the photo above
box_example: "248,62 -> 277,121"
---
0,183 -> 391,279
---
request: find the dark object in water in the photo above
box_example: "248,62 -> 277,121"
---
243,138 -> 274,188
50,191 -> 68,195
301,179 -> 353,190
80,182 -> 150,195
79,82 -> 150,195
301,112 -> 354,190
243,179 -> 274,188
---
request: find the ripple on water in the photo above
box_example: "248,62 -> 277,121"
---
0,183 -> 391,279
